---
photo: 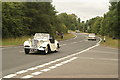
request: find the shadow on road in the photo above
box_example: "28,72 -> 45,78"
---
26,51 -> 58,55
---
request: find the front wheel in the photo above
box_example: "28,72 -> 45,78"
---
25,49 -> 30,54
43,46 -> 49,55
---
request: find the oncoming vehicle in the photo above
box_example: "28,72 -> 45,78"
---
24,33 -> 60,54
88,33 -> 96,41
76,30 -> 80,33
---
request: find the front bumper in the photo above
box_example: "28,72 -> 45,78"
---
88,37 -> 96,40
24,47 -> 45,52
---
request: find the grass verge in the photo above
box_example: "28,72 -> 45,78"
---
2,36 -> 31,47
1,33 -> 76,47
56,33 -> 76,41
99,35 -> 119,48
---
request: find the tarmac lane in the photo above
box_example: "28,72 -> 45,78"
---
2,33 -> 118,79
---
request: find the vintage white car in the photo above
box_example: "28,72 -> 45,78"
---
88,33 -> 96,41
24,33 -> 60,54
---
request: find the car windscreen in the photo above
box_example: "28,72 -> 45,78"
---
89,34 -> 95,37
34,33 -> 49,40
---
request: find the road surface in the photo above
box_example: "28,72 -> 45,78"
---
2,33 -> 118,79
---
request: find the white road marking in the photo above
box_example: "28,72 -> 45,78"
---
31,72 -> 43,76
61,60 -> 70,64
3,74 -> 16,78
49,66 -> 57,69
97,37 -> 102,44
16,70 -> 28,74
62,35 -> 77,41
73,35 -> 77,39
35,65 -> 45,68
49,60 -> 57,64
27,67 -> 38,71
21,75 -> 33,79
42,63 -> 51,66
41,69 -> 50,72
55,59 -> 62,62
2,37 -> 102,78
55,63 -> 63,67
2,44 -> 99,78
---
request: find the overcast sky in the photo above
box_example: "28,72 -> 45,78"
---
52,0 -> 110,21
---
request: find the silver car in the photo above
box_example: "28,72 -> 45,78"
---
88,33 -> 96,41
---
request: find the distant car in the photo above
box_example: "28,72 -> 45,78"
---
24,33 -> 60,54
88,33 -> 96,41
76,30 -> 80,33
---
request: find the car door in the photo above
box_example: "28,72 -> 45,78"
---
49,36 -> 56,51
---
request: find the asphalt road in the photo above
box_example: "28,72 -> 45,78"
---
2,33 -> 118,79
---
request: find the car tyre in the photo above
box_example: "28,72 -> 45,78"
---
43,45 -> 50,55
25,49 -> 30,54
57,43 -> 60,48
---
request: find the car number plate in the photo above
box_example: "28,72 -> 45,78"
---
31,49 -> 37,52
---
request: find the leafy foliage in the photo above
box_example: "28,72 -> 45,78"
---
57,13 -> 81,31
2,2 -> 67,38
84,2 -> 119,39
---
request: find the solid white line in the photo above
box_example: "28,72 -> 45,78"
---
16,70 -> 28,74
61,60 -> 70,64
21,75 -> 33,79
2,36 -> 102,78
55,59 -> 62,62
49,66 -> 57,69
97,37 -> 102,44
31,72 -> 43,76
70,57 -> 77,61
27,67 -> 38,71
35,65 -> 45,68
3,74 -> 16,78
41,69 -> 50,72
42,63 -> 51,66
59,34 -> 77,42
55,63 -> 63,67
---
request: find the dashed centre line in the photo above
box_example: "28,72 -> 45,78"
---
2,35 -> 102,79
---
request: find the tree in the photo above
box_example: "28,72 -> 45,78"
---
2,2 -> 60,38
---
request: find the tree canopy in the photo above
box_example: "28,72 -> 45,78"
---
2,2 -> 67,38
84,1 -> 120,39
2,1 -> 119,39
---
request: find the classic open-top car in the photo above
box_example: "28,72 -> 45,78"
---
88,33 -> 96,41
24,33 -> 60,54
